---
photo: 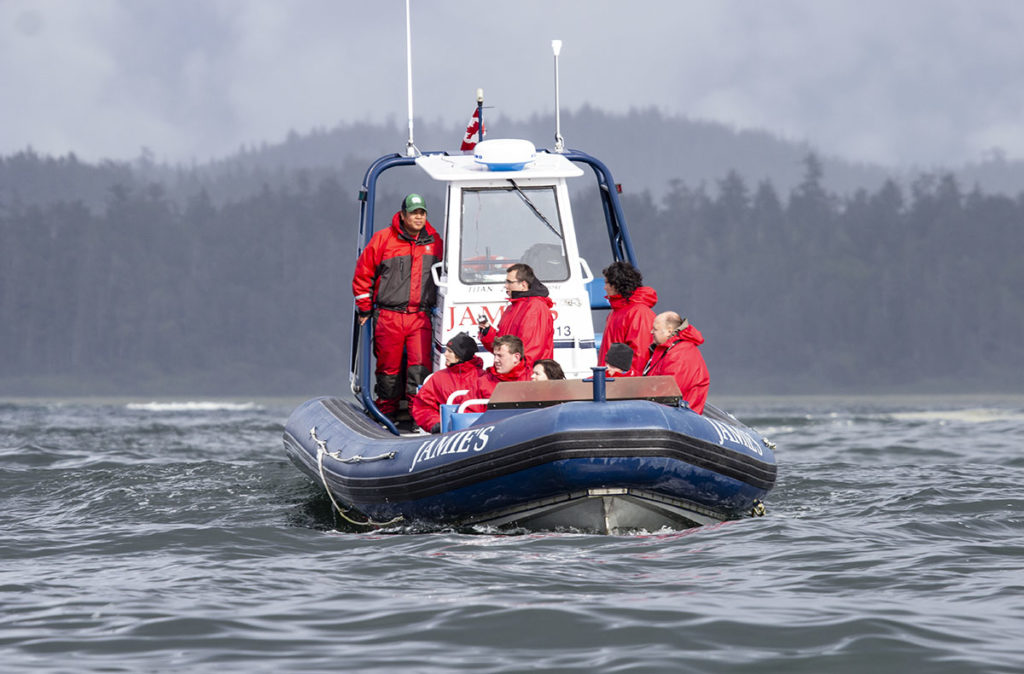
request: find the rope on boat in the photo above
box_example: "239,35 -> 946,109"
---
310,427 -> 404,529
310,427 -> 397,464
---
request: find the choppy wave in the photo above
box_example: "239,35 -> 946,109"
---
125,401 -> 261,412
887,408 -> 1024,423
3,396 -> 1024,673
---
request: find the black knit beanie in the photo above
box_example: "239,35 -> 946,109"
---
447,332 -> 478,363
605,342 -> 634,372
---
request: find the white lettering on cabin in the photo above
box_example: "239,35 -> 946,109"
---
409,425 -> 496,471
707,418 -> 763,456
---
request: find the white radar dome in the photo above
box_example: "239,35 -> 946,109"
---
474,139 -> 537,171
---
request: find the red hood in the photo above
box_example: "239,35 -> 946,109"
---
608,285 -> 658,311
451,356 -> 484,373
490,358 -> 529,382
653,324 -> 704,351
673,324 -> 704,347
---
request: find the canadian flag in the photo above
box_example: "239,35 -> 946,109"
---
460,108 -> 485,152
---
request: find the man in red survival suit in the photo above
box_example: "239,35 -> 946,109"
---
352,193 -> 443,418
476,263 -> 554,364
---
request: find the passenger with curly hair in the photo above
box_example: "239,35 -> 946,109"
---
598,260 -> 658,374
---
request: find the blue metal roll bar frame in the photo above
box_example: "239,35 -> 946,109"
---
560,149 -> 638,265
351,148 -> 638,435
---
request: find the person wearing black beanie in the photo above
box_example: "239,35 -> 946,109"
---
409,333 -> 483,433
604,342 -> 636,376
447,332 -> 478,364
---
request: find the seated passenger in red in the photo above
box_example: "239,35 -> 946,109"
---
531,359 -> 565,381
460,335 -> 532,413
603,342 -> 638,377
642,311 -> 709,414
598,261 -> 658,375
410,333 -> 483,433
477,263 -> 554,364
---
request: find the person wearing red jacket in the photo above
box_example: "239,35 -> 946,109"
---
410,333 -> 483,433
460,335 -> 532,413
352,193 -> 443,417
603,342 -> 639,377
643,311 -> 709,414
598,261 -> 657,375
477,263 -> 554,364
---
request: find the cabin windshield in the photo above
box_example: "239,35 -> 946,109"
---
459,185 -> 570,284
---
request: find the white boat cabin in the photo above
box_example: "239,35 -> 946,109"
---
418,141 -> 600,378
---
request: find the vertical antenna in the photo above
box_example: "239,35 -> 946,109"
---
405,0 -> 418,157
552,39 -> 564,153
476,88 -> 485,143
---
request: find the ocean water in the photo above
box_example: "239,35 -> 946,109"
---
2,395 -> 1023,673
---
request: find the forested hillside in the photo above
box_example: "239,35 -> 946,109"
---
9,108 -> 1024,214
2,115 -> 1023,395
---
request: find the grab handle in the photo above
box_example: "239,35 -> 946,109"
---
579,257 -> 595,283
431,261 -> 447,288
446,389 -> 470,405
457,398 -> 490,413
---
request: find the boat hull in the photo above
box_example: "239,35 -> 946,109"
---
283,396 -> 776,534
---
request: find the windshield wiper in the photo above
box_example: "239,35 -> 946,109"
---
508,180 -> 562,238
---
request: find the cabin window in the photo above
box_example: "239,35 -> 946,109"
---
459,186 -> 570,284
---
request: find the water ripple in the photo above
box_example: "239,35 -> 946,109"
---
2,397 -> 1024,672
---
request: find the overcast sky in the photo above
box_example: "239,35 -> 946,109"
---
4,0 -> 1024,168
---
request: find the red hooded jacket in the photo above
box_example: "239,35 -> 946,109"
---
642,324 -> 709,414
459,359 -> 532,413
598,285 -> 658,374
479,281 -> 554,363
409,356 -> 484,432
352,212 -> 443,313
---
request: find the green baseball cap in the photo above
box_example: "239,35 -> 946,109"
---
403,193 -> 427,212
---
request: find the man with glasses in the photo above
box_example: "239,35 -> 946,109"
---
477,263 -> 554,364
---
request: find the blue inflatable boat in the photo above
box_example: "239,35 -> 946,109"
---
285,373 -> 776,532
282,128 -> 777,532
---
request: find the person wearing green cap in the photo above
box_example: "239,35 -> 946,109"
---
403,193 -> 427,212
352,193 -> 444,419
